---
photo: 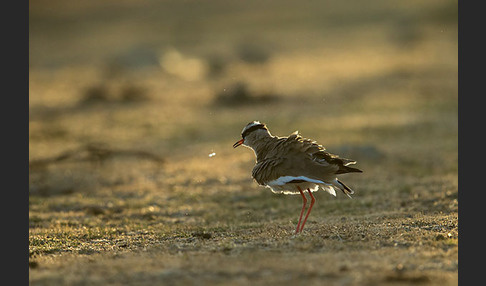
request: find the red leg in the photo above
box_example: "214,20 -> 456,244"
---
299,189 -> 316,233
295,186 -> 307,234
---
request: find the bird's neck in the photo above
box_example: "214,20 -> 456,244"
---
251,137 -> 276,162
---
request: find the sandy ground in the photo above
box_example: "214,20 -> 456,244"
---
29,1 -> 457,285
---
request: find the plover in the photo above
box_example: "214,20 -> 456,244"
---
233,121 -> 362,234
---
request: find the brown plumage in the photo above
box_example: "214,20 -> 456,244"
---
233,121 -> 362,233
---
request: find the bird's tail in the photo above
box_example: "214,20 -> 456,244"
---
333,179 -> 355,199
336,165 -> 363,174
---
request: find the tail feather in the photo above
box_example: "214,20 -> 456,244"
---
336,165 -> 363,174
334,179 -> 355,199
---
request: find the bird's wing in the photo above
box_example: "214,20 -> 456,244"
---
282,133 -> 359,176
254,132 -> 361,185
252,157 -> 285,185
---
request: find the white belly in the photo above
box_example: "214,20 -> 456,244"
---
264,176 -> 337,196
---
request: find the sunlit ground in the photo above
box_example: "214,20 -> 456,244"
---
30,0 -> 457,285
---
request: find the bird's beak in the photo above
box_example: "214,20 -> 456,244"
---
233,139 -> 244,148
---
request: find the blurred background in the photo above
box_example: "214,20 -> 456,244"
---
29,0 -> 457,196
29,0 -> 458,283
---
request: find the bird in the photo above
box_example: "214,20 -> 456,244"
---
233,121 -> 362,234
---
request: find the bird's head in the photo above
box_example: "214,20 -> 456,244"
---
233,121 -> 271,149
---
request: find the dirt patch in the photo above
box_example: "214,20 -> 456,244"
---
29,0 -> 457,285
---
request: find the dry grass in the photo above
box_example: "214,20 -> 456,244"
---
29,0 -> 457,285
